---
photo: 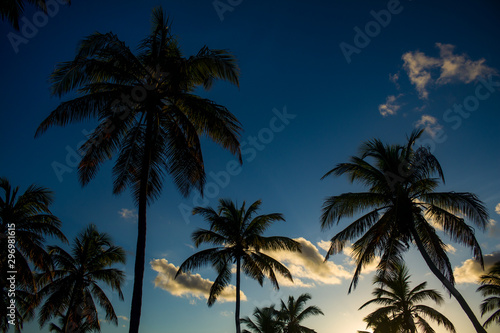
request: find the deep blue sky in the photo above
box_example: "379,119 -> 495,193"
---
1,0 -> 500,332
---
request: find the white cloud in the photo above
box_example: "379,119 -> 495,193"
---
220,311 -> 233,317
379,94 -> 403,117
118,208 -> 137,219
316,240 -> 331,252
415,114 -> 443,138
445,244 -> 457,254
263,237 -> 352,288
488,219 -> 500,238
150,259 -> 247,303
117,316 -> 129,321
402,43 -> 496,99
495,203 -> 500,215
454,252 -> 500,284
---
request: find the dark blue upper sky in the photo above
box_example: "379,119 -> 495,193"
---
1,1 -> 500,332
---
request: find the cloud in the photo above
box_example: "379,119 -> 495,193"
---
402,43 -> 496,99
415,115 -> 443,138
488,219 -> 500,238
495,203 -> 500,215
454,252 -> 500,284
263,238 -> 353,288
389,72 -> 400,89
150,259 -> 246,303
445,244 -> 457,254
118,208 -> 137,219
220,311 -> 233,317
117,316 -> 129,321
379,94 -> 403,117
316,240 -> 331,252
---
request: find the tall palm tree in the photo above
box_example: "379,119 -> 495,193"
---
0,177 -> 67,331
278,293 -> 323,333
320,129 -> 489,333
176,199 -> 301,333
477,261 -> 500,328
37,224 -> 126,332
360,264 -> 455,333
35,7 -> 242,333
241,305 -> 283,333
1,0 -> 70,30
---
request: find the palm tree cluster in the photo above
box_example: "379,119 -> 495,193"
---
241,293 -> 324,333
320,129 -> 490,333
1,3 -> 498,333
360,263 -> 455,333
1,178 -> 126,332
177,199 -> 301,333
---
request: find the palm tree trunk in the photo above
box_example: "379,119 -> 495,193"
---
129,112 -> 154,333
410,226 -> 486,333
236,256 -> 241,333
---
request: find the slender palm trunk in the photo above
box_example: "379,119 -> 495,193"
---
129,112 -> 154,333
410,227 -> 487,333
235,256 -> 241,333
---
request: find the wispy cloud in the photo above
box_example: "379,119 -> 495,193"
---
151,259 -> 247,303
220,311 -> 233,317
445,244 -> 457,254
488,219 -> 500,238
118,208 -> 138,219
454,252 -> 500,284
415,114 -> 443,138
495,203 -> 500,215
379,94 -> 403,117
263,238 -> 354,288
402,43 -> 496,99
117,316 -> 129,321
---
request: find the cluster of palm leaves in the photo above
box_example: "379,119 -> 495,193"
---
176,199 -> 301,333
0,178 -> 125,332
241,293 -> 324,333
320,129 -> 491,333
360,263 -> 455,333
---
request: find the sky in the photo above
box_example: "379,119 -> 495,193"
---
1,0 -> 500,332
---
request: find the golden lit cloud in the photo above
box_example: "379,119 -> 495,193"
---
454,252 -> 500,284
150,259 -> 247,303
263,237 -> 352,288
379,94 -> 403,117
402,43 -> 496,99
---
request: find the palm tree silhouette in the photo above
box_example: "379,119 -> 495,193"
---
320,129 -> 489,333
477,261 -> 500,328
0,0 -> 71,30
241,305 -> 283,333
0,177 -> 67,331
176,199 -> 300,333
278,293 -> 323,333
360,263 -> 455,333
35,7 -> 242,333
37,224 -> 125,332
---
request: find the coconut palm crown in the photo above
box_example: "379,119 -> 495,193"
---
477,261 -> 500,328
35,7 -> 242,333
176,199 -> 301,333
360,263 -> 455,333
320,129 -> 489,333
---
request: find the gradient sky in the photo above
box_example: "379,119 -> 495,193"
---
1,0 -> 500,332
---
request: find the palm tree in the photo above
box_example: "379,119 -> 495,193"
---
37,224 -> 126,332
241,305 -> 283,333
35,7 -> 242,333
477,261 -> 500,328
278,293 -> 323,333
0,0 -> 70,30
176,199 -> 300,333
320,129 -> 489,333
360,264 -> 455,333
0,177 -> 67,331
